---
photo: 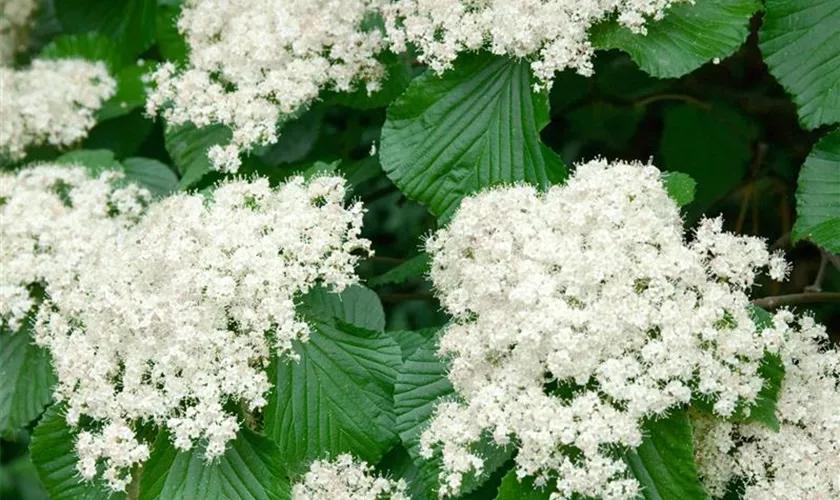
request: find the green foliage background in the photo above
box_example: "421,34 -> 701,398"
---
1,0 -> 839,499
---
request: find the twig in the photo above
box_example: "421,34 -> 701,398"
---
634,94 -> 710,109
805,250 -> 830,293
752,292 -> 840,309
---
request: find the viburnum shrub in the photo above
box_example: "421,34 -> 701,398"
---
0,1 -> 837,500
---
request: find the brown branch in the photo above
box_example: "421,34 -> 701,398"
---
752,292 -> 840,309
634,93 -> 710,109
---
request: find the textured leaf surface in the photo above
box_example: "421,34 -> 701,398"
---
791,130 -> 840,252
164,123 -> 231,190
662,172 -> 697,207
0,325 -> 55,438
591,0 -> 760,78
40,33 -> 124,72
156,3 -> 188,64
30,405 -> 123,500
368,253 -> 431,288
380,53 -> 565,217
299,284 -> 386,333
760,0 -> 840,129
97,62 -> 153,121
265,286 -> 400,473
389,328 -> 438,362
138,430 -> 290,500
625,410 -> 710,500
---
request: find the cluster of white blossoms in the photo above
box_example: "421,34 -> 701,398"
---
0,0 -> 37,63
383,0 -> 687,82
146,0 -> 388,173
33,175 -> 370,490
0,165 -> 150,331
292,454 -> 409,500
694,311 -> 840,499
148,0 -> 689,172
420,159 -> 791,498
0,59 -> 116,160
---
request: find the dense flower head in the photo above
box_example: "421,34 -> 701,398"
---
383,0 -> 688,83
292,454 -> 409,500
421,159 -> 790,498
0,0 -> 37,63
0,59 -> 116,160
146,0 -> 388,173
694,311 -> 840,499
33,175 -> 370,490
0,164 -> 150,330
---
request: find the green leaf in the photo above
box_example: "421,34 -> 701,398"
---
389,328 -> 438,362
164,123 -> 232,190
0,324 -> 55,439
733,354 -> 784,431
591,0 -> 760,78
661,172 -> 697,207
264,286 -> 401,474
85,111 -> 155,159
377,446 -> 440,500
495,470 -> 553,500
380,52 -> 566,218
368,253 -> 431,288
299,284 -> 386,332
55,149 -> 121,174
564,101 -> 644,151
791,130 -> 840,253
122,158 -> 179,198
395,345 -> 512,495
97,62 -> 153,121
138,429 -> 290,500
625,410 -> 710,500
30,405 -> 124,500
156,4 -> 189,65
759,0 -> 840,129
659,103 -> 756,214
55,0 -> 157,62
39,33 -> 124,72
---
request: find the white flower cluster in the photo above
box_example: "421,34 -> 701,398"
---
694,311 -> 840,499
0,0 -> 37,63
292,454 -> 409,500
146,0 -> 388,173
149,0 -> 690,172
383,0 -> 687,82
0,59 -> 116,160
421,159 -> 789,498
33,175 -> 369,490
0,165 -> 149,331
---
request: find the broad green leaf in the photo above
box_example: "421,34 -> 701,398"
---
55,0 -> 157,62
625,410 -> 710,500
380,52 -> 566,217
564,101 -> 644,151
164,123 -> 231,190
791,131 -> 840,253
299,284 -> 386,333
122,158 -> 179,198
97,62 -> 153,121
0,324 -> 55,439
759,0 -> 840,129
261,110 -> 323,167
394,345 -> 512,496
138,430 -> 290,500
377,446 -> 440,500
590,0 -> 761,78
39,33 -> 124,72
0,454 -> 49,500
264,287 -> 401,475
661,172 -> 697,207
495,471 -> 553,500
732,354 -> 784,431
30,405 -> 124,500
55,149 -> 121,174
659,103 -> 756,215
368,253 -> 431,288
156,4 -> 188,65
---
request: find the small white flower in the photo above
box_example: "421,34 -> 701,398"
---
292,454 -> 409,500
